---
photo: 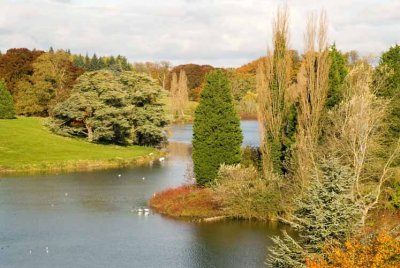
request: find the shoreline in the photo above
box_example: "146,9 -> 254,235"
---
0,152 -> 164,176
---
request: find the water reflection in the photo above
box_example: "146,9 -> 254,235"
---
0,120 -> 283,268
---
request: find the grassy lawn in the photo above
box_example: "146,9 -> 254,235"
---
0,117 -> 157,174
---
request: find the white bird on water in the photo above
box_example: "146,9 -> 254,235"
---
45,247 -> 49,254
159,157 -> 165,162
64,193 -> 68,197
142,177 -> 145,180
118,174 -> 121,177
29,250 -> 32,255
144,208 -> 150,213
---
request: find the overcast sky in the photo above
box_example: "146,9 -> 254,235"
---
0,0 -> 399,67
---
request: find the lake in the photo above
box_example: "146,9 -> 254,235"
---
0,120 -> 284,268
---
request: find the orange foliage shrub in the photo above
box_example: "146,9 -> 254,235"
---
306,231 -> 400,268
149,185 -> 222,218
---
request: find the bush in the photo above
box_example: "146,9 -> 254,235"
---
241,146 -> 262,170
149,185 -> 221,218
213,164 -> 280,220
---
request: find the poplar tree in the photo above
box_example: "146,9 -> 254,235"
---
170,72 -> 179,117
192,70 -> 243,186
177,69 -> 189,116
257,6 -> 294,176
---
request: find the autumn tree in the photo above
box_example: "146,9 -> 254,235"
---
192,70 -> 243,186
49,70 -> 168,146
257,6 -> 295,176
166,64 -> 214,101
295,12 -> 330,187
133,61 -> 171,89
0,80 -> 15,119
15,51 -> 83,116
177,70 -> 189,116
0,48 -> 43,96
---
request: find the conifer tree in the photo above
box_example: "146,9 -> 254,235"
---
268,157 -> 360,267
375,45 -> 400,154
0,80 -> 15,119
326,44 -> 348,109
192,70 -> 243,186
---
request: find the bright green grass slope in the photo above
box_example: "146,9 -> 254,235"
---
0,117 -> 157,174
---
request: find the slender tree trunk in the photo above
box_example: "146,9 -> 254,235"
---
86,123 -> 93,142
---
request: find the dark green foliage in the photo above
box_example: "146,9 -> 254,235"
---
376,45 -> 400,148
374,45 -> 400,168
268,157 -> 360,267
241,146 -> 262,170
49,70 -> 168,146
389,180 -> 400,209
326,44 -> 348,109
0,80 -> 15,119
192,70 -> 243,186
71,53 -> 132,71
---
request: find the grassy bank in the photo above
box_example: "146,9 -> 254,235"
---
0,117 -> 158,175
149,185 -> 223,219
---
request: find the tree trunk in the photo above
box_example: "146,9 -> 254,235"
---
86,124 -> 93,142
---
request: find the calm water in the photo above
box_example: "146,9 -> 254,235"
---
0,120 -> 284,268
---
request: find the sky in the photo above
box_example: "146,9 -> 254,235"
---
0,0 -> 399,67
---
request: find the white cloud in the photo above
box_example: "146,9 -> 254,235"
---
0,0 -> 398,67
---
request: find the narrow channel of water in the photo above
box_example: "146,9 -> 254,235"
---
0,120 -> 285,268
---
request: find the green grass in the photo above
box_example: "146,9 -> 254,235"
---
0,117 -> 157,174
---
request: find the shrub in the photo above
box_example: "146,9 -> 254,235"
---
306,231 -> 400,268
149,185 -> 221,218
213,164 -> 280,220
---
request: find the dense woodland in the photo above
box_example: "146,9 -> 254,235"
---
1,6 -> 400,266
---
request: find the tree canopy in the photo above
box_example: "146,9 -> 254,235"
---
15,51 -> 83,116
49,70 -> 168,146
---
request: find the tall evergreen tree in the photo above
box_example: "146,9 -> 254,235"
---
326,44 -> 348,109
375,44 -> 400,147
0,80 -> 15,119
192,70 -> 243,186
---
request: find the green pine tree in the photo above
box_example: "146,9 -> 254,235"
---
0,80 -> 16,119
326,44 -> 348,109
192,70 -> 243,186
375,45 -> 400,149
268,157 -> 360,267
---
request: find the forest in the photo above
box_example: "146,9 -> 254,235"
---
0,5 -> 399,268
